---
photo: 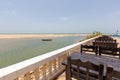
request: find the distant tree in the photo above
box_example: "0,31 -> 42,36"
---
86,31 -> 102,39
79,31 -> 102,42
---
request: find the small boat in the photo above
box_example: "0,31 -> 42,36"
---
113,34 -> 120,37
42,39 -> 52,41
113,30 -> 120,37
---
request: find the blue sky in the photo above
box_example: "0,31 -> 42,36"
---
0,0 -> 120,33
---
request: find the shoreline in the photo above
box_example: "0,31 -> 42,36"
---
0,34 -> 89,39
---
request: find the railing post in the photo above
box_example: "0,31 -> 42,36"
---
34,68 -> 40,80
61,54 -> 65,63
58,56 -> 61,69
25,72 -> 31,80
39,67 -> 43,79
53,59 -> 57,72
48,61 -> 52,77
65,52 -> 68,59
41,64 -> 47,80
76,45 -> 80,52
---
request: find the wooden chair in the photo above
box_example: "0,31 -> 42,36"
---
81,45 -> 98,55
66,56 -> 104,80
105,67 -> 113,80
93,35 -> 118,48
106,67 -> 120,80
99,46 -> 120,59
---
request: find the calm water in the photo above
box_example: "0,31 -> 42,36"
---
0,36 -> 85,68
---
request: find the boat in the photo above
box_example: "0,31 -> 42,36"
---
113,34 -> 120,37
113,30 -> 120,37
42,39 -> 52,41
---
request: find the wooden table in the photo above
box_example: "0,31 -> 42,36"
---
62,52 -> 120,79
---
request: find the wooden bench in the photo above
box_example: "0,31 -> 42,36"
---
81,45 -> 98,55
92,35 -> 120,58
106,67 -> 120,80
62,52 -> 120,80
99,47 -> 120,59
66,56 -> 104,80
81,35 -> 120,58
93,35 -> 118,48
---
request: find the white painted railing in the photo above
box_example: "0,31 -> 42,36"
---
0,37 -> 97,80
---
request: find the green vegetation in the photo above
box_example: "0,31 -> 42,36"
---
86,31 -> 102,39
79,31 -> 102,42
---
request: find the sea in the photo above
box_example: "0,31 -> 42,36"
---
0,36 -> 85,68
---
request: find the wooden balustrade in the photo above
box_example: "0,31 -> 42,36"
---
0,37 -> 96,80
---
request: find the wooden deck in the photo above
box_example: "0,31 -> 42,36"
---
57,73 -> 65,80
58,51 -> 120,80
57,73 -> 76,80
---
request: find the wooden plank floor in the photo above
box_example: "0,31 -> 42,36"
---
57,72 -> 76,80
57,72 -> 65,80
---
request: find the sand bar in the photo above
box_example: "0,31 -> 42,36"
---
0,34 -> 89,39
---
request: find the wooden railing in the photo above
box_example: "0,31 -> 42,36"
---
0,37 -> 97,80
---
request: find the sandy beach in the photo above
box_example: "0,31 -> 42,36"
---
0,34 -> 89,39
114,37 -> 120,47
115,37 -> 120,43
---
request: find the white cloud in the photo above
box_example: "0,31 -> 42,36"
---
0,10 -> 16,16
11,10 -> 16,15
110,11 -> 120,16
59,17 -> 69,21
7,0 -> 16,5
0,11 -> 8,14
114,11 -> 120,15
